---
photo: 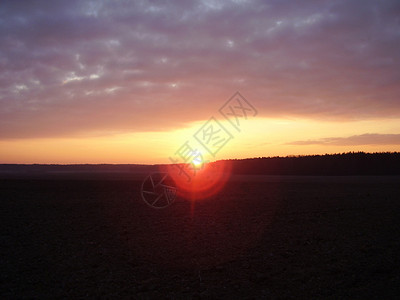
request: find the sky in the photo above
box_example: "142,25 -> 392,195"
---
0,0 -> 399,164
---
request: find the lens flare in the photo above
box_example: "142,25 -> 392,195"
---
159,160 -> 232,200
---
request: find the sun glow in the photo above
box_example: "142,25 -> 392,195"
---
1,117 -> 400,164
191,150 -> 205,168
159,160 -> 232,201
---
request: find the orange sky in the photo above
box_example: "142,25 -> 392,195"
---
1,1 -> 400,164
1,116 -> 399,164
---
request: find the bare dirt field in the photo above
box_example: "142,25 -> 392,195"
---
1,175 -> 400,298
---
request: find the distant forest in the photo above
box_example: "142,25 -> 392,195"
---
1,152 -> 399,177
225,152 -> 400,176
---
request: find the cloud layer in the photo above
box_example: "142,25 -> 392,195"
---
1,0 -> 400,138
287,133 -> 400,146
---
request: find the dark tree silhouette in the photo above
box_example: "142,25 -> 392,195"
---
220,152 -> 400,176
1,152 -> 399,177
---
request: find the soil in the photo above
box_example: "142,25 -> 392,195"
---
1,175 -> 399,298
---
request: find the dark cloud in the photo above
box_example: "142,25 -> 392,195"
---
1,0 -> 400,138
287,133 -> 400,146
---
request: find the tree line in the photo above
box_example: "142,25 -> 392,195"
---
221,152 -> 400,175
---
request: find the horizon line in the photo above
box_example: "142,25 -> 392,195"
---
1,151 -> 399,166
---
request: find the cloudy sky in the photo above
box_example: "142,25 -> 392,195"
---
1,0 -> 399,163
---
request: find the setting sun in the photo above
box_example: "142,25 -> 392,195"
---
1,1 -> 400,298
191,150 -> 205,168
1,0 -> 400,166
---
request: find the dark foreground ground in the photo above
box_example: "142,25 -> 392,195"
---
1,175 -> 400,299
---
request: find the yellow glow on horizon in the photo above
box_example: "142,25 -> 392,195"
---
0,117 -> 399,164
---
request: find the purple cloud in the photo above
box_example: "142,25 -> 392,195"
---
1,0 -> 400,138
